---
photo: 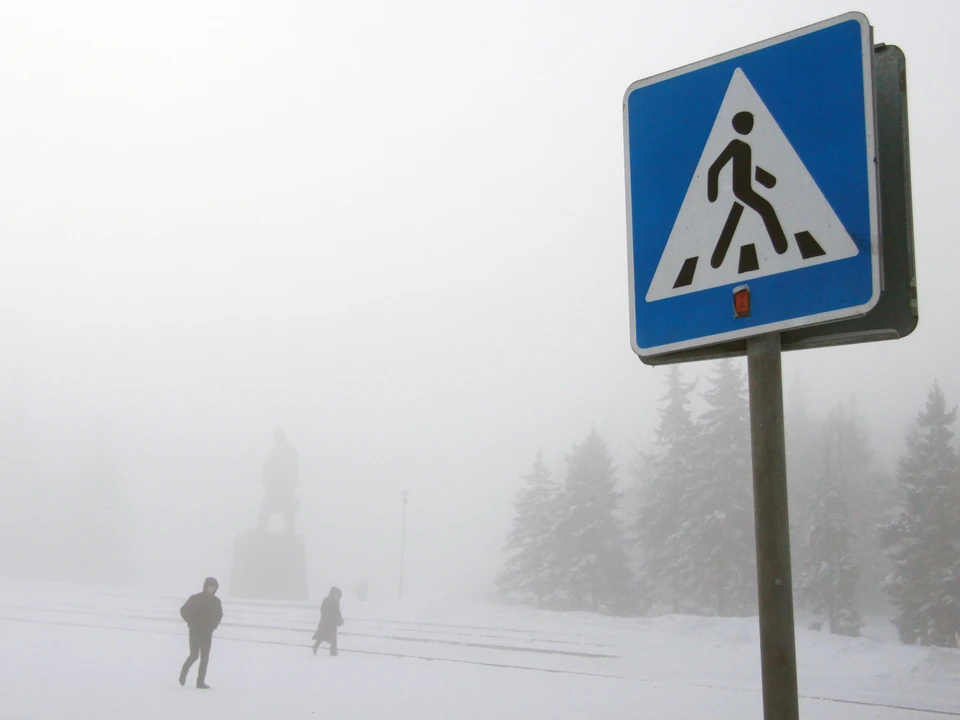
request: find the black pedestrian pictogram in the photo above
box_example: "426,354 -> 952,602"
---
708,110 -> 788,269
671,110 -> 826,290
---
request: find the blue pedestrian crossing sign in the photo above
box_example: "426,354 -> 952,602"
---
624,13 -> 880,358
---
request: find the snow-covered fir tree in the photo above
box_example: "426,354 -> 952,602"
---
554,429 -> 632,612
881,382 -> 960,647
787,387 -> 892,615
633,366 -> 700,614
797,407 -> 862,636
676,359 -> 756,616
497,452 -> 562,606
831,399 -> 893,614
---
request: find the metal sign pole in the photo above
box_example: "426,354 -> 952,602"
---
746,333 -> 799,720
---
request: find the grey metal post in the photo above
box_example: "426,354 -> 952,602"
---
399,490 -> 409,599
746,333 -> 799,720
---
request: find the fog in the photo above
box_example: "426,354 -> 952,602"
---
0,0 -> 957,602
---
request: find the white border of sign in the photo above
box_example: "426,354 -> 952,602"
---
623,12 -> 880,358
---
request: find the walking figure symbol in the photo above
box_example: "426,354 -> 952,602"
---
708,110 -> 790,274
677,110 -> 826,285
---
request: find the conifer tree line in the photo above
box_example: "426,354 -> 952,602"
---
498,363 -> 960,648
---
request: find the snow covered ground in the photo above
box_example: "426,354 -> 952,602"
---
0,581 -> 957,719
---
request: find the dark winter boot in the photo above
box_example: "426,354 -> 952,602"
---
197,681 -> 210,690
179,667 -> 188,686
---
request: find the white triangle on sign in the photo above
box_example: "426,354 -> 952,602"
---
645,67 -> 859,302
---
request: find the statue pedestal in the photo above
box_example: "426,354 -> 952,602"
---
230,531 -> 309,601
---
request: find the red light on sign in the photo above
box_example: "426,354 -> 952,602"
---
733,285 -> 751,318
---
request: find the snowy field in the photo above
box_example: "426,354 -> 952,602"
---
0,581 -> 958,719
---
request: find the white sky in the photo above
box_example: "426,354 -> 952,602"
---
0,0 -> 956,596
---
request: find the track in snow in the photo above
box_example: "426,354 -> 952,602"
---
0,603 -> 956,718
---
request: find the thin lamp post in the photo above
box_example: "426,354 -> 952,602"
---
399,490 -> 410,598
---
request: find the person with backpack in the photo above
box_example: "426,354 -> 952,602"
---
179,577 -> 223,689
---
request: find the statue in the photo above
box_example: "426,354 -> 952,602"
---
232,428 -> 309,600
256,428 -> 299,534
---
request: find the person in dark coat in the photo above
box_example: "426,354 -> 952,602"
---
312,587 -> 343,656
179,577 -> 223,689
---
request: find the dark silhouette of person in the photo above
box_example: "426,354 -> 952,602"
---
179,577 -> 223,689
312,587 -> 344,656
257,428 -> 300,533
707,110 -> 788,269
